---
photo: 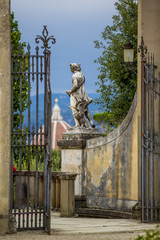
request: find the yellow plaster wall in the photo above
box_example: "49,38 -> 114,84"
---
86,93 -> 138,211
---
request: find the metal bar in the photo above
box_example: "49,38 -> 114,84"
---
17,227 -> 44,231
10,53 -> 14,213
12,54 -> 44,58
46,53 -> 52,235
11,144 -> 46,148
14,204 -> 16,216
31,204 -> 33,228
24,127 -> 26,152
40,125 -> 42,153
155,200 -> 157,222
11,71 -> 45,75
141,57 -> 146,222
22,206 -> 25,228
143,59 -> 147,222
35,46 -> 39,228
15,55 -> 18,82
39,206 -> 42,228
40,56 -> 43,82
32,125 -> 35,155
147,62 -> 149,222
150,62 -> 154,222
27,49 -> 31,228
14,210 -> 43,215
18,50 -> 23,229
43,50 -> 47,229
32,56 -> 35,81
11,132 -> 45,136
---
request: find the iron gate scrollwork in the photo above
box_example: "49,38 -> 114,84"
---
140,37 -> 160,222
10,26 -> 56,233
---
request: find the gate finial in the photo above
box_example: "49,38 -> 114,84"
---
35,25 -> 56,52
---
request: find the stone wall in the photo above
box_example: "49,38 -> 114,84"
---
85,93 -> 138,212
137,0 -> 160,201
0,0 -> 11,234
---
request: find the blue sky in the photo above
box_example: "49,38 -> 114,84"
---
11,0 -> 116,95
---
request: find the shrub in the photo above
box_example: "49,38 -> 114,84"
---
135,226 -> 160,240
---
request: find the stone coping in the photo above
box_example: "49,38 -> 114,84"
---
58,139 -> 87,149
13,171 -> 77,177
59,173 -> 77,180
62,132 -> 102,140
66,127 -> 99,134
76,208 -> 132,219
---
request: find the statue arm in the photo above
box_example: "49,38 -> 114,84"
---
66,76 -> 78,96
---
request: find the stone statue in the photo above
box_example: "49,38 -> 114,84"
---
66,63 -> 95,128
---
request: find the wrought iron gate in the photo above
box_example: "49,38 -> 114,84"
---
10,26 -> 56,233
140,38 -> 160,222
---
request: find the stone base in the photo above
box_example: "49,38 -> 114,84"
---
0,216 -> 8,234
0,214 -> 17,234
8,214 -> 17,233
75,195 -> 87,210
132,202 -> 141,220
58,130 -> 102,196
76,208 -> 132,219
87,196 -> 137,213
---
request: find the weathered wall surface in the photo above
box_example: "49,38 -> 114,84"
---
137,0 -> 160,201
86,93 -> 138,212
0,0 -> 11,234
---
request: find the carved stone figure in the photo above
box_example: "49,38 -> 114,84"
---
66,63 -> 95,128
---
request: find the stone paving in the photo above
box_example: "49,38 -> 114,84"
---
0,231 -> 145,240
0,212 -> 159,240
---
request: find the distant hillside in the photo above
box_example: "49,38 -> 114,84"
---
23,93 -> 101,130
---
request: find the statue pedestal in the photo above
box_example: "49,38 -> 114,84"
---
58,128 -> 102,198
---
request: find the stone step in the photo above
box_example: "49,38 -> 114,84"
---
76,208 -> 132,219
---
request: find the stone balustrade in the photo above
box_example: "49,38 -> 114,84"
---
13,171 -> 77,217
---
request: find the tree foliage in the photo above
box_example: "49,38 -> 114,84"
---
11,12 -> 28,128
94,0 -> 138,131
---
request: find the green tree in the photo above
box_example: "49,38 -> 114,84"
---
11,12 -> 30,167
11,12 -> 28,128
51,150 -> 61,171
94,0 -> 137,132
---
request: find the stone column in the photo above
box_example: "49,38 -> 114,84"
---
0,0 -> 11,234
59,173 -> 77,217
58,130 -> 101,207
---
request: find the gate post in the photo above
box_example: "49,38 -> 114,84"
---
0,0 -> 11,234
59,173 -> 77,217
